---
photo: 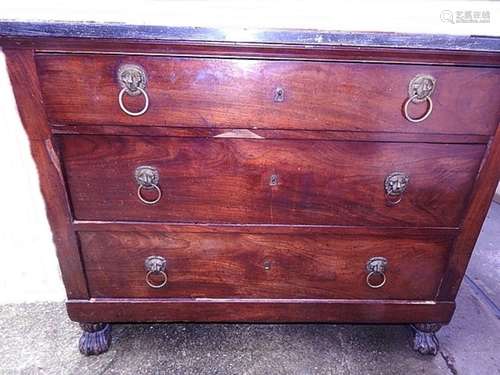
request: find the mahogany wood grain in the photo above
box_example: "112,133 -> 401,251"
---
37,54 -> 500,135
59,135 -> 485,227
79,230 -> 452,300
51,124 -> 490,144
73,221 -> 459,236
67,298 -> 456,324
4,49 -> 88,299
437,124 -> 500,300
1,36 -> 500,66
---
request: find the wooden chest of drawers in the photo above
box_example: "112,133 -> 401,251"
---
1,21 -> 499,357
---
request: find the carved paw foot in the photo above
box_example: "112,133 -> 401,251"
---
79,323 -> 112,356
411,323 -> 442,356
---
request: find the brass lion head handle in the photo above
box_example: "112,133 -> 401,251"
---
384,172 -> 409,206
135,166 -> 162,205
144,255 -> 167,289
117,64 -> 149,116
403,74 -> 436,123
366,257 -> 388,289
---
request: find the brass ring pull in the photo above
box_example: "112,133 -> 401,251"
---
384,193 -> 403,206
137,183 -> 162,205
366,271 -> 387,289
403,94 -> 433,123
145,270 -> 168,289
366,257 -> 388,289
118,87 -> 149,117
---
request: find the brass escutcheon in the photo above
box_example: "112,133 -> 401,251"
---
135,166 -> 159,188
118,64 -> 147,96
145,255 -> 167,273
366,257 -> 387,274
273,87 -> 285,102
408,74 -> 436,103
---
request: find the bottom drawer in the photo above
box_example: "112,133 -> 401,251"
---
79,230 -> 452,300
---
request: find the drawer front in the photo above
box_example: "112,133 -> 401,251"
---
38,54 -> 500,135
80,230 -> 452,300
60,135 -> 484,227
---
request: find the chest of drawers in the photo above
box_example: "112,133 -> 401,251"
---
1,21 -> 499,357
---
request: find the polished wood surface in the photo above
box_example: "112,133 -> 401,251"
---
51,124 -> 491,144
67,298 -> 456,324
72,222 -> 458,236
59,135 -> 484,227
38,54 -> 500,135
80,230 -> 451,299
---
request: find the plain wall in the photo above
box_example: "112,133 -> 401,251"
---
0,50 -> 66,303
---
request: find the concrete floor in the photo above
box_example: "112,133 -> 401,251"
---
1,203 -> 499,375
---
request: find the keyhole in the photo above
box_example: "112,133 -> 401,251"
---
269,174 -> 279,186
274,87 -> 285,102
264,260 -> 272,271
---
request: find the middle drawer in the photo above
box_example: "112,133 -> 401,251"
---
59,135 -> 484,227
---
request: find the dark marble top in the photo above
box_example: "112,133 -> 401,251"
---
0,20 -> 499,52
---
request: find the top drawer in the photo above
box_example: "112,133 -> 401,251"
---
36,54 -> 500,135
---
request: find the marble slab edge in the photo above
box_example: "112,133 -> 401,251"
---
0,20 -> 499,52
